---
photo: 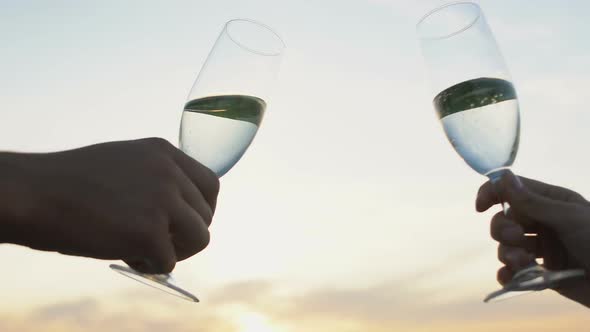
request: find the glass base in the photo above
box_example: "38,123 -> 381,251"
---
484,264 -> 585,303
110,264 -> 199,302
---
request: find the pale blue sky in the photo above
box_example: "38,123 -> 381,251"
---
1,0 -> 590,330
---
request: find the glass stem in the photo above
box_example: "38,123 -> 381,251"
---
501,201 -> 510,216
488,168 -> 541,271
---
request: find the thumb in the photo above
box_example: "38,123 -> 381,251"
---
497,171 -> 584,233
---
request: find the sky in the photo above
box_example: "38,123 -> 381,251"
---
1,0 -> 590,331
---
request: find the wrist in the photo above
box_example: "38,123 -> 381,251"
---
0,152 -> 40,244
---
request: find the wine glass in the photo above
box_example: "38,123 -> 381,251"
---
416,2 -> 584,302
110,19 -> 285,302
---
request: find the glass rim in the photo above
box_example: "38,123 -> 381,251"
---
224,18 -> 286,57
416,1 -> 481,40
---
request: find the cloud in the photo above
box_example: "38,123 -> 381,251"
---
3,275 -> 589,332
30,298 -> 99,326
208,279 -> 275,306
197,266 -> 590,331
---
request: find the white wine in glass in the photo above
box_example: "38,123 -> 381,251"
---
416,2 -> 585,303
110,19 -> 285,302
434,77 -> 519,177
181,94 -> 266,177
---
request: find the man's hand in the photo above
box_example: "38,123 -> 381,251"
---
477,171 -> 590,307
1,138 -> 219,274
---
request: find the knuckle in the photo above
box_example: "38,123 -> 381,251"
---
545,186 -> 562,200
154,182 -> 179,204
151,213 -> 170,231
202,209 -> 214,226
140,204 -> 167,224
150,159 -> 182,187
191,199 -> 213,226
572,192 -> 587,203
146,137 -> 175,152
497,267 -> 511,285
496,269 -> 503,283
176,230 -> 210,259
477,182 -> 491,199
559,205 -> 588,233
490,212 -> 504,226
170,218 -> 210,258
490,213 -> 505,240
511,190 -> 532,209
194,229 -> 211,253
195,164 -> 220,196
209,175 -> 221,196
497,244 -> 507,262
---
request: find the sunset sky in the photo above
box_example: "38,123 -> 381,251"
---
1,0 -> 590,331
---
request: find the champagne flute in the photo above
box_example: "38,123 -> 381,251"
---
416,2 -> 584,302
110,19 -> 285,302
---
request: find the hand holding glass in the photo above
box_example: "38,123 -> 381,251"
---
416,2 -> 585,302
110,19 -> 285,302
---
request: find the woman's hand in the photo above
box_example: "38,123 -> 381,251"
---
477,171 -> 590,307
